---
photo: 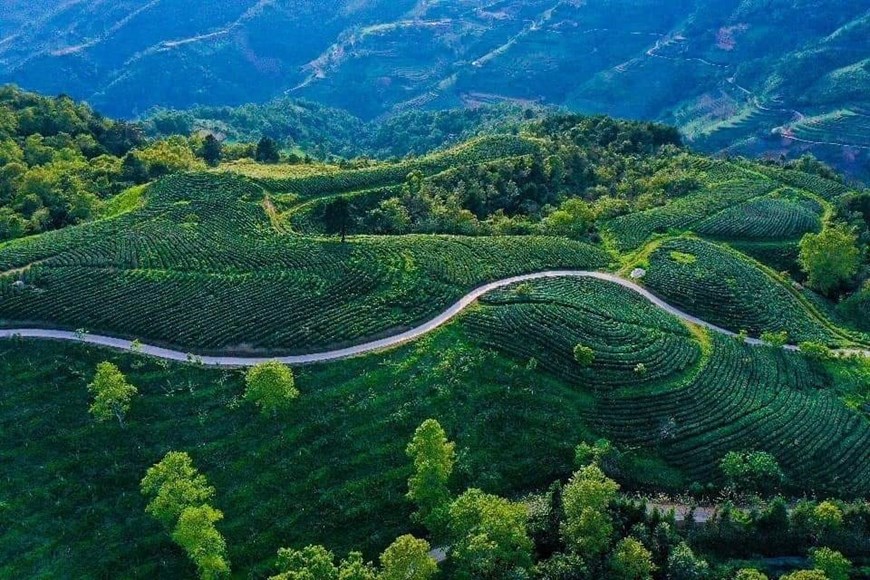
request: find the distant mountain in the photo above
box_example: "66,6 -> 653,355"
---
0,1 -> 867,177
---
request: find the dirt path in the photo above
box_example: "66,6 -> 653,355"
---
1,271 -> 866,367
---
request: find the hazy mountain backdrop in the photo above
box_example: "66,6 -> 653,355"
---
1,0 -> 868,175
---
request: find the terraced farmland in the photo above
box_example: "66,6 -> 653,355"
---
592,335 -> 870,495
640,237 -> 837,344
0,173 -> 609,353
695,193 -> 822,241
465,277 -> 702,390
605,178 -> 778,251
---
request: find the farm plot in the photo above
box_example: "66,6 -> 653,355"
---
0,173 -> 609,353
604,178 -> 777,251
695,192 -> 822,241
464,277 -> 702,390
641,237 -> 836,344
590,334 -> 870,496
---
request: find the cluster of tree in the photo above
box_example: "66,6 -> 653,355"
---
0,86 -> 146,239
143,100 -> 542,161
0,86 -> 227,241
330,117 -> 701,238
135,417 -> 870,579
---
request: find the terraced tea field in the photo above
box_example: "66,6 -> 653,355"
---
0,173 -> 608,353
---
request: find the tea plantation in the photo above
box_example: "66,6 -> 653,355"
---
2,117 -> 869,578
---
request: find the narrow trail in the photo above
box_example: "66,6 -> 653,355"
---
1,271 -> 866,368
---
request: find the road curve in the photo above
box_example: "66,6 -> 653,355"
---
0,271 -> 862,368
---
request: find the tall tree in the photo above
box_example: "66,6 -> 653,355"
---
271,545 -> 339,580
172,505 -> 231,579
256,136 -> 281,164
809,547 -> 851,580
799,223 -> 861,295
87,361 -> 138,428
406,419 -> 455,536
324,197 -> 353,243
244,361 -> 299,416
561,464 -> 620,560
140,451 -> 215,527
609,537 -> 655,580
379,535 -> 437,580
448,489 -> 533,579
201,134 -> 222,167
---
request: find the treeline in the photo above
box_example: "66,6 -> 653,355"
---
143,99 -> 544,160
0,86 -> 214,241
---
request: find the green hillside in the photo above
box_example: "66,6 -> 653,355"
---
1,104 -> 869,578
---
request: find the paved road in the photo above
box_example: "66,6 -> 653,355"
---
1,270 -> 864,367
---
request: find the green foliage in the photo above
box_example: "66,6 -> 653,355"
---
337,552 -> 377,580
172,505 -> 230,580
812,502 -> 844,533
799,342 -> 834,361
244,361 -> 299,415
809,547 -> 851,580
779,571 -> 828,580
720,451 -> 784,494
256,137 -> 281,164
447,489 -> 533,579
799,224 -> 861,295
200,135 -> 222,167
140,451 -> 216,528
379,535 -> 437,580
573,344 -> 595,367
734,570 -> 769,580
406,419 -> 455,536
273,545 -> 339,580
666,542 -> 709,580
609,537 -> 656,580
760,330 -> 789,348
561,464 -> 619,559
543,198 -> 596,239
87,361 -> 138,427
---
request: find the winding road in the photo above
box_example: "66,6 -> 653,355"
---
1,271 -> 864,368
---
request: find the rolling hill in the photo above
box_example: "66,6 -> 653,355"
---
0,1 -> 867,177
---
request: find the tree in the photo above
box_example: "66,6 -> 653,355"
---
87,361 -> 138,428
666,542 -> 709,580
734,570 -> 768,580
338,552 -> 377,580
244,361 -> 299,415
272,545 -> 339,580
379,535 -> 437,580
201,134 -> 222,167
720,451 -> 783,494
780,571 -> 828,580
448,489 -> 533,579
812,501 -> 844,535
256,137 -> 281,164
561,464 -> 620,560
799,224 -> 861,295
324,197 -> 353,242
543,198 -> 596,239
406,419 -> 455,536
809,547 -> 851,580
141,451 -> 215,527
799,342 -> 833,361
760,330 -> 789,348
573,344 -> 595,367
172,505 -> 230,579
610,537 -> 656,580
